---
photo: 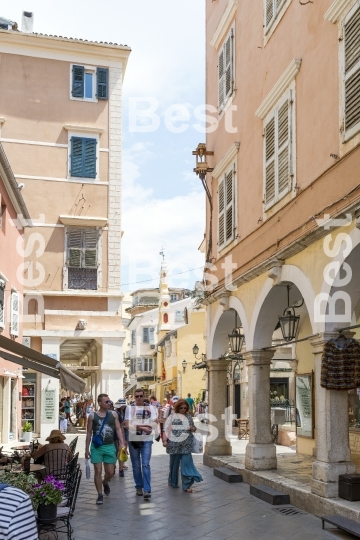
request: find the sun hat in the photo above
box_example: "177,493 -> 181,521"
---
114,398 -> 127,408
46,429 -> 66,442
172,396 -> 179,403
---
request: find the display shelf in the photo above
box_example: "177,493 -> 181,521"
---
21,381 -> 36,432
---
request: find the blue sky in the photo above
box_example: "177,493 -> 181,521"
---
5,0 -> 206,291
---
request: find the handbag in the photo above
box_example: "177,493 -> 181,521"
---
192,433 -> 204,454
92,411 -> 109,448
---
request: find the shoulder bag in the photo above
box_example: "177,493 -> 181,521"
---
92,411 -> 109,448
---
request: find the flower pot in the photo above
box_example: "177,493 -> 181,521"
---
21,431 -> 32,443
37,503 -> 57,523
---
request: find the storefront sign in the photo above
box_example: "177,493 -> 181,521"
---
42,388 -> 56,423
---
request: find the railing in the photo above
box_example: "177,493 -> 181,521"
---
68,268 -> 97,290
270,399 -> 295,425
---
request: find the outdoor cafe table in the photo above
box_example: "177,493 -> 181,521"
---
11,445 -> 30,452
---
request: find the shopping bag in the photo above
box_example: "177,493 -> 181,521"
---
192,433 -> 204,454
119,447 -> 128,462
85,459 -> 91,480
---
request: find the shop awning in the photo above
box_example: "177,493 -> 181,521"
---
0,335 -> 85,393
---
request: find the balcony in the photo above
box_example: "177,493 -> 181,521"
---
68,268 -> 97,290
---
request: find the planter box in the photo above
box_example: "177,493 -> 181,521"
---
21,431 -> 32,443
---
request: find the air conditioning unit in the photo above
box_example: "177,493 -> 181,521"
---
150,345 -> 155,350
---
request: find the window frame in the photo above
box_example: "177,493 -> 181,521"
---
70,64 -> 98,103
264,0 -> 289,36
10,289 -> 19,337
217,163 -> 236,251
263,88 -> 294,212
67,131 -> 99,181
342,3 -> 360,142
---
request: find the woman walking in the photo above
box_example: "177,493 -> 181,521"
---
163,399 -> 203,493
114,399 -> 129,477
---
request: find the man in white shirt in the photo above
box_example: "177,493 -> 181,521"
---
125,388 -> 158,499
0,484 -> 38,540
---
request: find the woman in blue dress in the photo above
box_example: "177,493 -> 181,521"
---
163,399 -> 203,493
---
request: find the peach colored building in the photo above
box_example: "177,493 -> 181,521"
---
202,0 -> 360,501
0,13 -> 130,437
0,143 -> 32,444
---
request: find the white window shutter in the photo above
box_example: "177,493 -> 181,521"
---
264,115 -> 276,205
143,327 -> 149,343
83,228 -> 98,268
131,330 -> 136,346
218,48 -> 225,110
225,31 -> 233,101
344,6 -> 360,136
266,0 -> 274,28
218,177 -> 225,247
67,229 -> 82,267
277,97 -> 291,195
149,327 -> 155,344
10,291 -> 19,337
136,357 -> 142,372
225,170 -> 234,242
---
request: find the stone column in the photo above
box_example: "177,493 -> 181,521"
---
41,338 -> 61,439
245,349 -> 277,471
204,358 -> 232,459
310,333 -> 356,498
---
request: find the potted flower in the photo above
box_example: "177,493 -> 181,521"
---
31,475 -> 65,522
21,421 -> 33,443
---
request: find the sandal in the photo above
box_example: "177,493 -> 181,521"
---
184,488 -> 193,493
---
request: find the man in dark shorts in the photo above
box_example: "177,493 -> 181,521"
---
85,393 -> 126,505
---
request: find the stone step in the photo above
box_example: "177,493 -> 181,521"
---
250,484 -> 290,505
214,467 -> 243,483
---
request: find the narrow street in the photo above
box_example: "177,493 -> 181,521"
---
68,434 -> 349,540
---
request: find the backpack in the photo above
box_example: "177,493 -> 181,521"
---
0,484 -> 9,492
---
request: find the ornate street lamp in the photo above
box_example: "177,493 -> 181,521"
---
193,143 -> 214,262
278,285 -> 304,342
156,376 -> 161,384
228,311 -> 245,354
182,359 -> 187,373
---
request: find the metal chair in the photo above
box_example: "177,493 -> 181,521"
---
43,448 -> 71,479
55,464 -> 82,539
68,436 -> 78,455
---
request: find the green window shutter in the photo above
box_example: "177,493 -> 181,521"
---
83,228 -> 98,268
143,327 -> 149,343
265,116 -> 276,205
70,137 -> 84,177
83,138 -> 97,179
97,68 -> 109,100
72,65 -> 84,98
344,6 -> 360,135
277,99 -> 291,195
67,228 -> 83,267
218,177 -> 225,247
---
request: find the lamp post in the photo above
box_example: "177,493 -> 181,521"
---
193,143 -> 214,262
278,285 -> 304,342
182,359 -> 187,373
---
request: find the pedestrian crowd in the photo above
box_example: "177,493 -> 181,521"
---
82,390 -> 203,504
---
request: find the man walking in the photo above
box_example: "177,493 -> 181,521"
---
185,393 -> 195,416
85,393 -> 126,505
125,389 -> 157,499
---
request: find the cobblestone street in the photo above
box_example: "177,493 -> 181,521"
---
65,434 -> 351,540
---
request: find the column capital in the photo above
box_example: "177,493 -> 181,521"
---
310,332 -> 341,354
243,349 -> 274,367
206,358 -> 231,372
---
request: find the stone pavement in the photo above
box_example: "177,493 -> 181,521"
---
64,433 -> 351,540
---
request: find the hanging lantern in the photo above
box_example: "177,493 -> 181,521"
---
278,285 -> 303,342
228,327 -> 245,354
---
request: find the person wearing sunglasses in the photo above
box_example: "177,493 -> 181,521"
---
124,389 -> 158,499
85,393 -> 127,505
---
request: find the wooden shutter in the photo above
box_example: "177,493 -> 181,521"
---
225,31 -> 233,101
149,357 -> 153,372
10,291 -> 19,337
266,0 -> 274,28
225,170 -> 234,242
143,327 -> 149,343
83,228 -> 98,268
277,99 -> 291,195
149,327 -> 155,344
72,65 -> 84,98
218,48 -> 225,110
131,330 -> 136,346
97,68 -> 109,100
83,138 -> 97,179
344,6 -> 360,134
264,116 -> 276,205
218,177 -> 225,247
70,137 -> 83,177
136,357 -> 142,372
67,229 -> 82,267
0,282 -> 5,330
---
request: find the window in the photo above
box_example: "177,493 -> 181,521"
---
131,330 -> 136,346
343,4 -> 360,141
10,290 -> 19,337
142,327 -> 155,344
70,136 -> 97,179
264,92 -> 293,209
136,358 -> 153,372
218,166 -> 235,249
265,0 -> 287,33
66,228 -> 99,290
0,280 -> 5,330
137,357 -> 142,372
71,65 -> 108,101
175,310 -> 184,323
170,294 -> 178,303
218,29 -> 234,112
